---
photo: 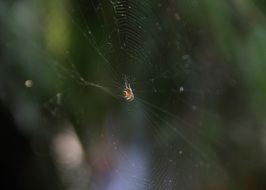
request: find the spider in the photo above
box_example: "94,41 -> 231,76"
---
123,81 -> 134,102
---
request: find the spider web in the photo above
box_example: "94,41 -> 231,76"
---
46,0 -> 231,189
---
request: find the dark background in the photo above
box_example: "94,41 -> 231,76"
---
1,0 -> 266,189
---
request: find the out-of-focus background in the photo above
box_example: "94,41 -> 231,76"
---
1,0 -> 266,189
